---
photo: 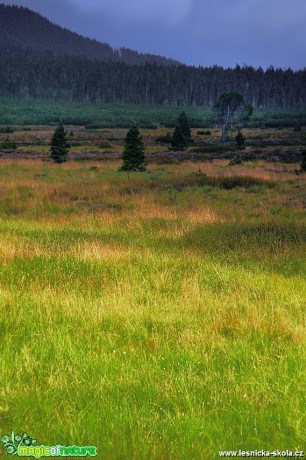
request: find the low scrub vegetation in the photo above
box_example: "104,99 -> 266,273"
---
0,98 -> 306,129
0,138 -> 17,149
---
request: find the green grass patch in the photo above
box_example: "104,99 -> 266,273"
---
0,162 -> 305,458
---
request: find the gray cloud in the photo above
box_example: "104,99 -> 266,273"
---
69,0 -> 194,27
2,0 -> 306,69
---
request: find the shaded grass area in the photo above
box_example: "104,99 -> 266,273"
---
0,162 -> 282,219
0,161 -> 305,458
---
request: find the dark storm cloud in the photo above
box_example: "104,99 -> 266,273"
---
2,0 -> 306,69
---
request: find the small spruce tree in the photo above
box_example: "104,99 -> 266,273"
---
171,125 -> 187,151
235,129 -> 245,150
50,122 -> 70,163
177,111 -> 192,143
300,149 -> 306,172
120,124 -> 145,171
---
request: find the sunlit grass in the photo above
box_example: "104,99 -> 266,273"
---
0,160 -> 305,459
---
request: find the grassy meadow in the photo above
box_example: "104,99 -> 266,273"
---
0,121 -> 305,458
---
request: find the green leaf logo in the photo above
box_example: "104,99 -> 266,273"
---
1,431 -> 37,456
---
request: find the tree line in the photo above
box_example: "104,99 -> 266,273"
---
51,101 -> 306,172
0,45 -> 305,108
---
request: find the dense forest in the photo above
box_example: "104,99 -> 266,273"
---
0,4 -> 305,108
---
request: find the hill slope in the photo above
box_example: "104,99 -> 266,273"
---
0,4 -> 178,65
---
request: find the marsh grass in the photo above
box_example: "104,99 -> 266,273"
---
0,160 -> 305,459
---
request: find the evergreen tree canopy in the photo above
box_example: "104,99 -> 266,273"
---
50,122 -> 70,163
235,129 -> 245,149
171,125 -> 187,151
177,111 -> 191,142
120,124 -> 146,171
213,92 -> 253,142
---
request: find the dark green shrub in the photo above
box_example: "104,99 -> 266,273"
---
155,133 -> 172,144
0,138 -> 17,149
190,145 -> 236,154
228,155 -> 243,166
33,139 -> 45,146
197,130 -> 211,135
99,141 -> 113,148
209,175 -> 273,189
300,149 -> 306,172
235,130 -> 245,149
0,126 -> 14,133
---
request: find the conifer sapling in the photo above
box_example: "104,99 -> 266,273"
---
120,124 -> 146,171
50,122 -> 70,163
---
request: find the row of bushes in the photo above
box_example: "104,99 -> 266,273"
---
118,172 -> 274,195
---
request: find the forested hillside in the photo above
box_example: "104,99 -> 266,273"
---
0,4 -> 178,65
0,4 -> 305,108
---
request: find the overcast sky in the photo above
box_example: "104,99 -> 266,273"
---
3,0 -> 306,69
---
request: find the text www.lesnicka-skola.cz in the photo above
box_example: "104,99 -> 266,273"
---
219,450 -> 304,458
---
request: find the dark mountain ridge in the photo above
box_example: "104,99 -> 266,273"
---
0,3 -> 179,65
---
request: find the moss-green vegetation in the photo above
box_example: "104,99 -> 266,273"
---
1,98 -> 306,129
0,159 -> 305,458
